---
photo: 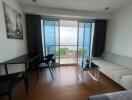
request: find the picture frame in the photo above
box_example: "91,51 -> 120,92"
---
3,2 -> 23,39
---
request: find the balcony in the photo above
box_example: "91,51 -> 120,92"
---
45,45 -> 90,65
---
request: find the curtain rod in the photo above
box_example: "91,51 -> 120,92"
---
41,15 -> 95,22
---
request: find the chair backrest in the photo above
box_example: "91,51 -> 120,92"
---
45,54 -> 54,60
44,54 -> 54,63
0,72 -> 23,93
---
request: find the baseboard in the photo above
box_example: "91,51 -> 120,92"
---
53,63 -> 78,67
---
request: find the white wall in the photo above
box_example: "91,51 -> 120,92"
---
0,0 -> 27,75
105,3 -> 132,57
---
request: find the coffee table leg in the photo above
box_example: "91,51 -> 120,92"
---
93,68 -> 99,81
96,68 -> 100,80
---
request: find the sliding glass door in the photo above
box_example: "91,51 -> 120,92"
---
60,20 -> 78,64
42,20 -> 60,63
41,19 -> 93,65
77,21 -> 92,68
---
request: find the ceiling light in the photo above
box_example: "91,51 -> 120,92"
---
32,0 -> 37,3
105,7 -> 110,11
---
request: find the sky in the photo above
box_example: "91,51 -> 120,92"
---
60,26 -> 77,45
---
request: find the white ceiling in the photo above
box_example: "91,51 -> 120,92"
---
16,0 -> 132,13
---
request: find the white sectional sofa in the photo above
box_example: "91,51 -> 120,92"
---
92,52 -> 132,90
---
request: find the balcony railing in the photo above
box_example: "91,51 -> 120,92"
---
45,45 -> 90,64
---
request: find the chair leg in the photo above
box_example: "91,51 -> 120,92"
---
23,74 -> 28,94
8,91 -> 12,100
51,67 -> 54,73
48,65 -> 54,79
40,68 -> 42,73
36,69 -> 39,81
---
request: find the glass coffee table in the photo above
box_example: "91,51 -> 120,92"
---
77,61 -> 100,83
87,62 -> 100,81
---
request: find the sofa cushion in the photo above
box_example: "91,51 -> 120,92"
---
92,53 -> 132,90
92,59 -> 114,68
121,75 -> 132,90
92,59 -> 126,79
111,69 -> 132,84
100,65 -> 125,78
103,52 -> 132,70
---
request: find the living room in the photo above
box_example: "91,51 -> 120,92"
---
0,0 -> 132,100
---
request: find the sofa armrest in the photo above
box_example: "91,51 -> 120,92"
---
88,90 -> 132,100
121,75 -> 132,90
88,94 -> 109,100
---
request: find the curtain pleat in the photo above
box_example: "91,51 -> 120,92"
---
26,14 -> 43,68
92,20 -> 107,57
26,14 -> 43,55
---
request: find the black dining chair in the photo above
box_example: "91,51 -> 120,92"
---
37,54 -> 54,80
0,72 -> 28,100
